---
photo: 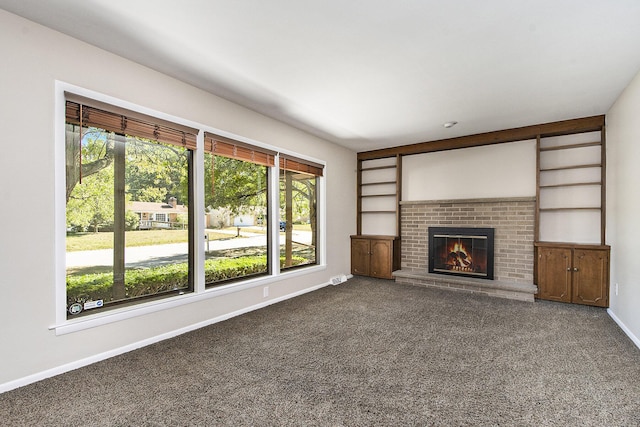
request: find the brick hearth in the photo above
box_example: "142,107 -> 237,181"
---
393,197 -> 537,302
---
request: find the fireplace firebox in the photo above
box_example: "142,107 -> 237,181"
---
428,227 -> 494,280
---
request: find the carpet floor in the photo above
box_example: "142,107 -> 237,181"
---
1,277 -> 639,426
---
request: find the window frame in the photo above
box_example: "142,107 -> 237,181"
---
279,165 -> 321,271
63,100 -> 197,317
203,152 -> 272,287
53,82 -> 326,335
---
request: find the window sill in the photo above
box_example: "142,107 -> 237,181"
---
50,264 -> 326,335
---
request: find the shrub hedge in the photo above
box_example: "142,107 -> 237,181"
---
67,255 -> 308,304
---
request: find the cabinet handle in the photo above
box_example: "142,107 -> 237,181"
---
566,267 -> 571,271
573,267 -> 579,272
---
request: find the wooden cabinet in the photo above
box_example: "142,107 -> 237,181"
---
535,243 -> 610,307
351,235 -> 400,279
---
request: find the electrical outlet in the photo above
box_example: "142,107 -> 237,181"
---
615,283 -> 619,296
263,286 -> 269,298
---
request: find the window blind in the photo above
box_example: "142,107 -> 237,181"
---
279,154 -> 324,176
65,96 -> 198,150
204,132 -> 275,167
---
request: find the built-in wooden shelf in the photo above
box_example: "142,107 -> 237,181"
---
357,155 -> 401,236
539,182 -> 601,189
539,207 -> 601,212
360,181 -> 396,186
539,141 -> 601,151
361,193 -> 397,198
540,163 -> 601,172
360,165 -> 397,171
536,126 -> 606,246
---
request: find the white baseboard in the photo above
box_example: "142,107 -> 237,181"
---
0,279 -> 338,394
608,308 -> 640,350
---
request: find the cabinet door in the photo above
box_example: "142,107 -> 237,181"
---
572,249 -> 609,307
351,238 -> 370,276
537,247 -> 572,302
370,240 -> 392,279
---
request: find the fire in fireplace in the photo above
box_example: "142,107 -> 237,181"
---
428,227 -> 494,280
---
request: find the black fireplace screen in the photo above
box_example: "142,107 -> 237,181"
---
428,227 -> 494,280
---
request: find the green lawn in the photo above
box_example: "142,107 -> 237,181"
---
67,224 -> 313,252
292,224 -> 312,231
67,229 -> 234,252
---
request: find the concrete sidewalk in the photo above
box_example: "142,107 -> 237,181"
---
66,231 -> 311,269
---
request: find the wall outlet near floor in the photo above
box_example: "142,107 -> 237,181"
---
263,286 -> 269,298
615,283 -> 619,296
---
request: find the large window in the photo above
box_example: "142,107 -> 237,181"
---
61,92 -> 324,322
279,155 -> 322,270
65,97 -> 196,317
203,132 -> 273,285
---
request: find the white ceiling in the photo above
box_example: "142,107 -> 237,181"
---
2,1 -> 640,153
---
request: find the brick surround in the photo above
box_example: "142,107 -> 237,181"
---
395,197 -> 537,301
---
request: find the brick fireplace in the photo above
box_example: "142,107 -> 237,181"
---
393,197 -> 538,302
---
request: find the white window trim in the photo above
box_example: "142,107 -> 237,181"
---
53,81 -> 327,335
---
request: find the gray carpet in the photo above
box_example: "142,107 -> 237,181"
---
1,277 -> 639,426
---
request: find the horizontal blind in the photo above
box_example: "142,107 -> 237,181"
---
65,96 -> 198,150
204,132 -> 275,167
280,154 -> 324,176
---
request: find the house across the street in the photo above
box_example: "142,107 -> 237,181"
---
129,197 -> 188,229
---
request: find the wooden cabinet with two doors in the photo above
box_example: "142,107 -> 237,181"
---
535,125 -> 610,307
350,235 -> 400,279
535,242 -> 610,307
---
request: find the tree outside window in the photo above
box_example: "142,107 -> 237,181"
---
65,100 -> 195,317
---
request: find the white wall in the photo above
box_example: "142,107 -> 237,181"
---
0,10 -> 356,389
606,68 -> 640,347
402,140 -> 536,201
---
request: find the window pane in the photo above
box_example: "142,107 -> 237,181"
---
204,154 -> 269,286
65,124 -> 192,317
279,170 -> 318,270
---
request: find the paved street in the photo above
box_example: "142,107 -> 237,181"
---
66,230 -> 312,269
